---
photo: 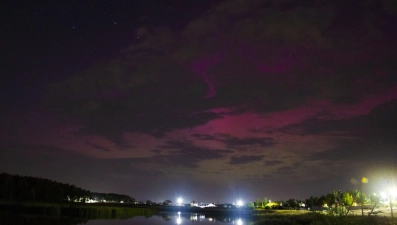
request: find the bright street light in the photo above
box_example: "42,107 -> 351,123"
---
389,188 -> 397,198
177,197 -> 183,206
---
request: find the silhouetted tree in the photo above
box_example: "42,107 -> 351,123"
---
0,173 -> 91,203
342,192 -> 353,206
286,199 -> 298,208
262,197 -> 268,208
317,195 -> 326,207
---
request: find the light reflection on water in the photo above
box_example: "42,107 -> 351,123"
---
82,212 -> 251,225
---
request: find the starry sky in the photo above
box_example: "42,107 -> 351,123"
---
1,0 -> 397,203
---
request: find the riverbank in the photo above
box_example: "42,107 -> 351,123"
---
0,201 -> 156,219
3,202 -> 397,225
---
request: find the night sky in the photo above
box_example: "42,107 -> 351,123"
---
1,0 -> 397,203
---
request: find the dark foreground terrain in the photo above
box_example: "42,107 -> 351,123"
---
1,201 -> 397,225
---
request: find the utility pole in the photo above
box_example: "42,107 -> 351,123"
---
390,194 -> 394,218
361,183 -> 364,216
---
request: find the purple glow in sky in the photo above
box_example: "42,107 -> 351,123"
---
1,0 -> 397,203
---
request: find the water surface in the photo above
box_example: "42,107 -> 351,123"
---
81,212 -> 252,225
1,212 -> 254,225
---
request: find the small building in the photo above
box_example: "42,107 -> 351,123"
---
190,201 -> 198,207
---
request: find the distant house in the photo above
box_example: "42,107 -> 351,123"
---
199,203 -> 216,208
190,201 -> 198,207
163,200 -> 173,206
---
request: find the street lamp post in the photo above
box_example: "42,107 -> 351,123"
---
390,195 -> 393,218
361,177 -> 368,216
387,186 -> 397,218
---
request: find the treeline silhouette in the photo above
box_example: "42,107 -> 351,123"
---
0,173 -> 134,203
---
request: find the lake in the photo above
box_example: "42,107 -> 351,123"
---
83,212 -> 253,225
1,212 -> 255,225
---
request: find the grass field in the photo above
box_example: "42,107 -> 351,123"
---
252,210 -> 397,225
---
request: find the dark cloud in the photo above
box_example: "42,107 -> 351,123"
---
192,133 -> 274,149
191,133 -> 218,141
44,57 -> 222,144
307,143 -> 397,164
277,166 -> 295,173
43,0 -> 397,147
151,149 -> 162,154
307,141 -> 397,166
274,161 -> 308,177
264,160 -> 283,166
153,140 -> 233,168
85,141 -> 112,152
229,155 -> 264,165
285,100 -> 397,170
222,136 -> 274,149
277,99 -> 397,139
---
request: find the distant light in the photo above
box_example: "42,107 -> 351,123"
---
236,200 -> 243,207
177,197 -> 183,206
361,177 -> 368,184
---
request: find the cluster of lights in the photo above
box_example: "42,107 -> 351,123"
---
177,197 -> 183,206
379,188 -> 397,202
236,200 -> 244,207
176,196 -> 245,208
176,211 -> 244,225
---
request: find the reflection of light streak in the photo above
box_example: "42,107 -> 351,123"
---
176,212 -> 181,225
176,217 -> 182,225
236,218 -> 243,225
190,213 -> 198,221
